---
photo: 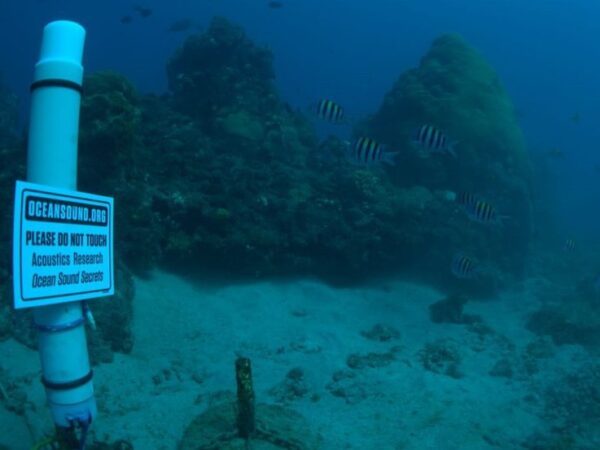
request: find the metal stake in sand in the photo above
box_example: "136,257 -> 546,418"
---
27,20 -> 96,447
235,357 -> 256,438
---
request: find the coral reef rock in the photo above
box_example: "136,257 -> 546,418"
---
363,33 -> 533,287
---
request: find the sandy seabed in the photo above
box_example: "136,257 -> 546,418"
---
0,271 -> 593,449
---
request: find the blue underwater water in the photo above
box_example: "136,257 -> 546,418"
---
1,1 -> 600,449
1,0 -> 600,237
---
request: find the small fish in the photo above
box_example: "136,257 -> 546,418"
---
563,238 -> 575,252
456,191 -> 478,210
465,199 -> 502,225
120,15 -> 133,24
168,19 -> 194,32
133,5 -> 153,18
315,99 -> 345,124
570,112 -> 581,124
268,1 -> 284,8
350,137 -> 396,165
451,253 -> 477,279
412,124 -> 457,157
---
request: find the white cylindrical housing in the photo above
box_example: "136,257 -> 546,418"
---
27,20 -> 97,428
27,20 -> 85,189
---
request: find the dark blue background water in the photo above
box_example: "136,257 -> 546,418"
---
2,0 -> 599,241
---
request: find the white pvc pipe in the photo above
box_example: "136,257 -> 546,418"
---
27,20 -> 97,429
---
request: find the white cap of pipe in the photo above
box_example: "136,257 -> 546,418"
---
34,20 -> 86,84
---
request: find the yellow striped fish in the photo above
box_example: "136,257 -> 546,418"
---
466,199 -> 501,224
350,136 -> 397,165
315,99 -> 345,123
451,253 -> 477,279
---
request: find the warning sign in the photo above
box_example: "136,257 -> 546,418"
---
13,181 -> 114,309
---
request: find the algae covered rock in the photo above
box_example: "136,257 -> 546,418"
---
79,71 -> 162,273
79,71 -> 141,187
0,142 -> 22,296
429,294 -> 469,324
372,33 -> 529,179
219,109 -> 265,142
73,21 -> 472,286
139,19 -> 318,277
179,399 -> 322,449
0,80 -> 23,331
68,23 -> 532,289
167,16 -> 276,127
419,339 -> 463,378
165,16 -> 312,161
363,33 -> 533,282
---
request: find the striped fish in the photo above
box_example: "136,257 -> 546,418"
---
456,191 -> 478,210
451,253 -> 477,279
465,199 -> 501,225
412,124 -> 457,157
316,99 -> 345,123
350,136 -> 396,165
563,238 -> 575,252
